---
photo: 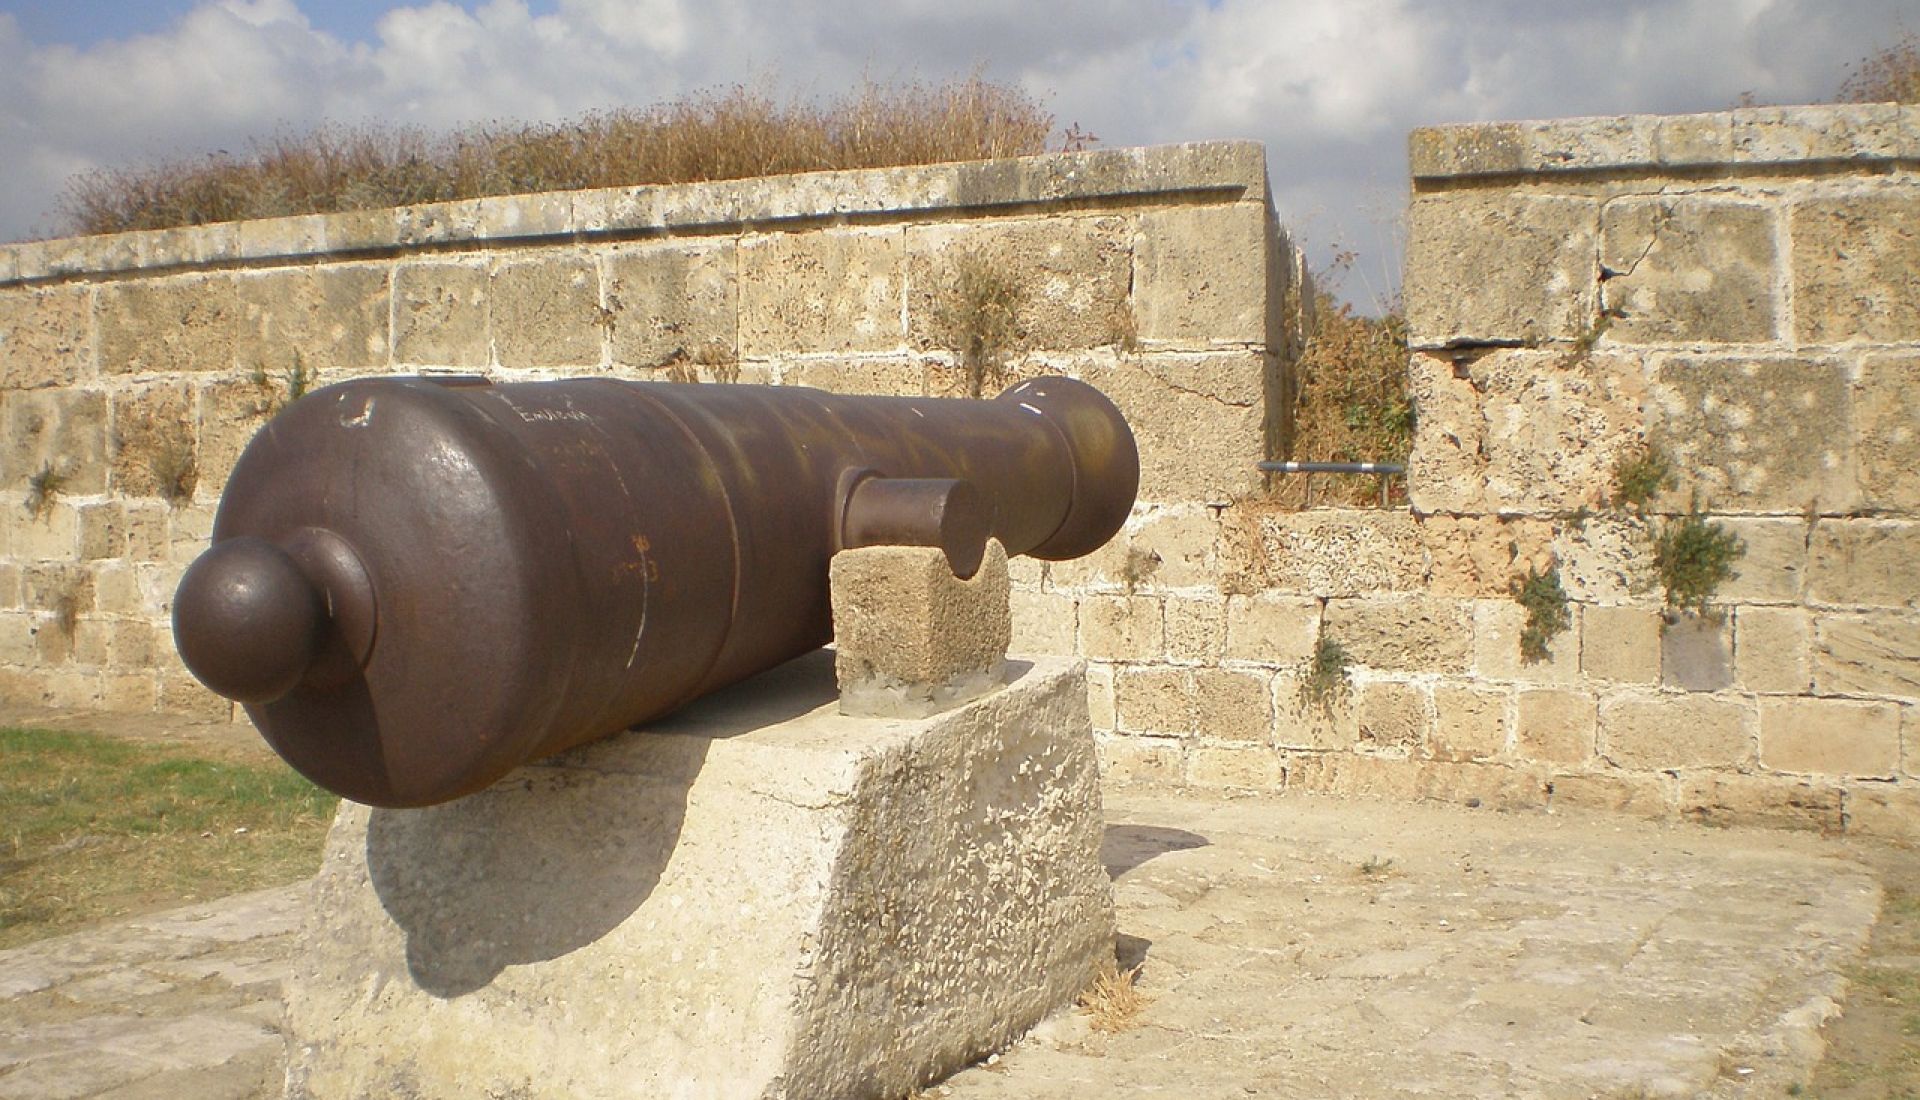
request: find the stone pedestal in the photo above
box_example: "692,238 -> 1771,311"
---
282,650 -> 1114,1100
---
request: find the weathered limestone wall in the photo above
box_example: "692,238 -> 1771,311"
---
0,143 -> 1304,727
1289,103 -> 1919,834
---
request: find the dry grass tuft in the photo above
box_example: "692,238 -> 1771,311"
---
1078,961 -> 1152,1033
1840,33 -> 1920,104
58,79 -> 1058,237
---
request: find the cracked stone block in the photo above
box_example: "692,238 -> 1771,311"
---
1648,355 -> 1857,514
1599,196 -> 1777,344
1407,350 -> 1646,516
1081,355 -> 1267,504
1792,193 -> 1920,344
284,651 -> 1112,1100
1405,191 -> 1600,348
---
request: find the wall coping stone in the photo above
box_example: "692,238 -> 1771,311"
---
1411,104 -> 1920,182
0,141 -> 1266,288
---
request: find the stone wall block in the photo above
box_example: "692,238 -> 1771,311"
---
1600,693 -> 1754,771
1759,697 -> 1899,778
1792,194 -> 1920,343
1420,514 -> 1555,599
1080,356 -> 1266,504
1857,354 -> 1920,512
0,286 -> 92,389
1186,744 -> 1284,789
1078,594 -> 1164,662
1716,518 -> 1808,605
1473,599 -> 1581,684
235,265 -> 390,377
1009,590 -> 1078,657
101,671 -> 158,712
3,389 -> 109,493
1125,508 -> 1222,591
1430,683 -> 1510,761
1549,773 -> 1675,819
109,383 -> 197,501
1581,604 -> 1663,684
1814,614 -> 1920,698
1410,350 -> 1646,515
1325,596 -> 1473,673
1086,663 -> 1115,730
1273,674 -> 1359,750
393,263 -> 491,367
1163,597 -> 1225,664
1133,203 -> 1268,347
778,360 -> 920,396
1114,666 -> 1190,734
1192,668 -> 1277,743
1733,104 -> 1910,162
489,256 -> 603,368
1844,785 -> 1920,843
1515,688 -> 1598,765
1405,191 -> 1599,348
1220,507 -> 1427,597
1095,733 -> 1184,785
196,379 -> 278,495
98,274 -> 240,375
605,242 -> 738,369
1598,197 -> 1777,343
741,229 -> 904,356
12,502 -> 77,563
1222,593 -> 1318,666
1680,772 -> 1843,833
1733,606 -> 1811,694
1661,613 -> 1733,692
907,217 -> 1131,354
1356,680 -> 1430,752
1648,356 -> 1857,514
1807,520 -> 1920,609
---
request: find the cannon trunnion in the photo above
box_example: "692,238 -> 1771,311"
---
172,376 -> 1138,808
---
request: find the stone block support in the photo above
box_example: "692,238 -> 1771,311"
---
284,651 -> 1114,1100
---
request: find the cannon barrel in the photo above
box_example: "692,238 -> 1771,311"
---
171,376 -> 1138,808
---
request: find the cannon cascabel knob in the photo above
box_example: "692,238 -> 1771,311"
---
173,536 -> 326,704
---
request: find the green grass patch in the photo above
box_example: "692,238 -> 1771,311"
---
0,726 -> 337,949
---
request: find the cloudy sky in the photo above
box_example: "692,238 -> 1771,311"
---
0,0 -> 1912,302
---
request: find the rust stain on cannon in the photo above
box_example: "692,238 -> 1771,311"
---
172,376 -> 1139,808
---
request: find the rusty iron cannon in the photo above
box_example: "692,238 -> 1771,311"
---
171,375 -> 1138,808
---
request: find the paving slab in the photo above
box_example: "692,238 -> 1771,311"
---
0,788 -> 1883,1100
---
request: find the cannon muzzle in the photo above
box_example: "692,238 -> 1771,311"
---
172,376 -> 1137,807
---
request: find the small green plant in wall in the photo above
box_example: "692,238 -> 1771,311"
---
1610,442 -> 1674,512
251,353 -> 318,417
149,433 -> 199,508
1511,562 -> 1572,664
1297,633 -> 1353,715
24,463 -> 66,521
1654,499 -> 1745,620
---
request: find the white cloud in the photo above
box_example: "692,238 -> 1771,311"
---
0,0 -> 1912,293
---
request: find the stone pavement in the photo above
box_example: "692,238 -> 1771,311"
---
0,786 -> 1884,1100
